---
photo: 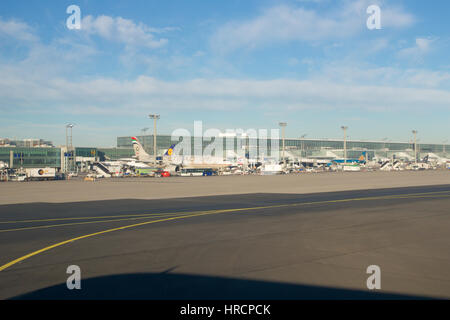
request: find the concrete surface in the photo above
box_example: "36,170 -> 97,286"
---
0,170 -> 449,204
0,185 -> 449,299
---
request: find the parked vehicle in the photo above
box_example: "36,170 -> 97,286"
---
10,173 -> 27,182
180,168 -> 212,177
155,170 -> 171,177
25,167 -> 57,181
202,169 -> 217,176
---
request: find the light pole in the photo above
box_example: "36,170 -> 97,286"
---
141,127 -> 149,151
300,134 -> 307,158
412,130 -> 418,163
341,126 -> 348,165
444,139 -> 448,156
279,122 -> 287,167
65,123 -> 74,174
149,114 -> 160,165
382,137 -> 388,159
241,133 -> 249,172
382,137 -> 387,149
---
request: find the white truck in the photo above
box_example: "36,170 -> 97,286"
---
0,161 -> 7,169
341,163 -> 361,172
10,173 -> 27,182
260,164 -> 283,175
25,167 -> 57,181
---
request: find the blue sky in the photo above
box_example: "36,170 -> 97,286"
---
0,0 -> 449,146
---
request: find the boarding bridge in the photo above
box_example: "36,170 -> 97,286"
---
393,152 -> 414,161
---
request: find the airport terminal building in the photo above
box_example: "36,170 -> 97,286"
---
117,134 -> 449,162
0,145 -> 134,170
1,135 -> 448,170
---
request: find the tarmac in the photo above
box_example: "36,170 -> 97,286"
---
0,169 -> 449,204
0,177 -> 449,299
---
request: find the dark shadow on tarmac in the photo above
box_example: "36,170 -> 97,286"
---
11,272 -> 431,300
1,184 -> 449,219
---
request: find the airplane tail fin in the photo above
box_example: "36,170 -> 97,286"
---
358,151 -> 367,163
131,137 -> 151,161
164,144 -> 176,156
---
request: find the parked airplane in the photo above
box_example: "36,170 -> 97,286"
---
130,136 -> 181,173
131,136 -> 176,163
422,153 -> 449,166
131,136 -> 236,171
131,136 -> 152,162
329,151 -> 367,165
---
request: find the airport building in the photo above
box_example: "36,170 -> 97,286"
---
0,134 -> 448,170
0,145 -> 134,170
0,138 -> 53,148
117,134 -> 449,161
0,147 -> 61,169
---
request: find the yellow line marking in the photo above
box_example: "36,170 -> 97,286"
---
1,190 -> 449,225
0,212 -> 195,225
0,213 -> 214,272
0,191 -> 449,272
0,192 -> 449,233
0,213 -> 199,233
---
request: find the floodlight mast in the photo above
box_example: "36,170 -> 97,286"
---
279,122 -> 287,167
65,123 -> 74,174
412,130 -> 418,163
149,115 -> 160,165
341,126 -> 348,165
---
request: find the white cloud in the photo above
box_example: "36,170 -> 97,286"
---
1,70 -> 449,116
81,15 -> 169,49
193,50 -> 206,57
398,37 -> 435,61
381,4 -> 415,28
0,17 -> 38,42
211,0 -> 414,53
405,69 -> 450,88
211,5 -> 356,52
287,58 -> 300,66
314,62 -> 450,88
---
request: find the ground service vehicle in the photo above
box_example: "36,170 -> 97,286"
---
25,167 -> 56,181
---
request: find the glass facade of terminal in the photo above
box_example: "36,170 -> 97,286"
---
0,147 -> 61,169
118,135 -> 280,158
75,147 -> 134,161
0,136 -> 447,170
117,135 -> 173,154
75,147 -> 98,158
117,135 -> 449,159
97,148 -> 134,160
0,146 -> 135,169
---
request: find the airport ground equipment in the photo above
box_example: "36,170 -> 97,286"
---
25,167 -> 56,181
